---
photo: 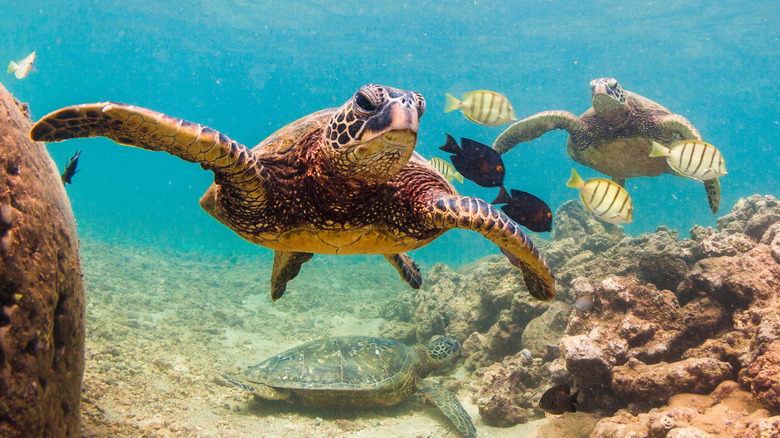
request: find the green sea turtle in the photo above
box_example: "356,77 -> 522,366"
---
222,336 -> 476,437
29,84 -> 554,301
493,77 -> 721,214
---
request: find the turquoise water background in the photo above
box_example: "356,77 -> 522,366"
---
2,1 -> 778,268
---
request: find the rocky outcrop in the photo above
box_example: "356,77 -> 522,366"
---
0,84 -> 85,436
590,381 -> 778,438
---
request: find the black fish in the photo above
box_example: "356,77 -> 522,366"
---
61,150 -> 81,185
492,186 -> 552,232
439,134 -> 504,188
539,384 -> 579,415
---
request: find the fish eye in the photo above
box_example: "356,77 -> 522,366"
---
354,92 -> 378,113
497,165 -> 504,172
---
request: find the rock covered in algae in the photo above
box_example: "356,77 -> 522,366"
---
589,380 -> 778,438
0,83 -> 85,436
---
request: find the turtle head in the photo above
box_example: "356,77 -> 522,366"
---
590,77 -> 627,120
323,84 -> 425,185
425,336 -> 460,361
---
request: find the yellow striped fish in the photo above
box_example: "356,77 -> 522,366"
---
428,157 -> 463,183
649,140 -> 727,181
566,169 -> 633,224
444,90 -> 517,127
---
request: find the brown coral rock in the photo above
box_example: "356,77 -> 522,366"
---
561,277 -> 685,394
612,357 -> 734,406
590,381 -> 773,438
739,341 -> 780,411
472,350 -> 546,427
0,84 -> 85,436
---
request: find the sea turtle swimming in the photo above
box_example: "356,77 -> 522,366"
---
29,84 -> 554,301
221,336 -> 476,438
493,77 -> 721,214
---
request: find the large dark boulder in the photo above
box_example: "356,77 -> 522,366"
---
0,83 -> 85,437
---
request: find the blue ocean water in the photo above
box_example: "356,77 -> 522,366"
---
2,1 -> 778,268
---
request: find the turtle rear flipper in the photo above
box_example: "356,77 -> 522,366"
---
418,379 -> 476,438
384,253 -> 422,289
270,251 -> 314,301
704,178 -> 720,214
29,103 -> 266,199
493,110 -> 584,155
427,195 -> 555,301
220,374 -> 290,400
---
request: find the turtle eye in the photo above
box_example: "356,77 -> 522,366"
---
607,78 -> 618,88
354,92 -> 378,113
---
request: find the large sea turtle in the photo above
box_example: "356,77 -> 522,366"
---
493,77 -> 721,214
221,336 -> 476,437
29,84 -> 554,301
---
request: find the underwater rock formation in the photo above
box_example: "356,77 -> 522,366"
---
590,381 -> 779,438
380,257 -> 548,367
0,84 -> 85,436
470,349 -> 547,426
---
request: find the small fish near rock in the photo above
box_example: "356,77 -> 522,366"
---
61,150 -> 82,185
7,51 -> 36,79
439,134 -> 505,189
492,186 -> 552,232
649,140 -> 727,182
444,90 -> 517,127
566,169 -> 633,224
539,384 -> 579,415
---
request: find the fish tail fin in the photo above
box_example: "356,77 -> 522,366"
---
566,169 -> 585,189
439,133 -> 460,154
454,172 -> 463,183
492,185 -> 511,205
444,93 -> 461,113
648,141 -> 670,158
7,61 -> 18,74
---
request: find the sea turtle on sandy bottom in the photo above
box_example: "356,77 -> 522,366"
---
493,77 -> 721,214
221,336 -> 476,437
29,84 -> 554,301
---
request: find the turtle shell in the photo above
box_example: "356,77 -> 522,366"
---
244,336 -> 420,407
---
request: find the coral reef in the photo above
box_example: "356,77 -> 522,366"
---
590,381 -> 779,438
0,83 -> 85,437
384,194 -> 780,429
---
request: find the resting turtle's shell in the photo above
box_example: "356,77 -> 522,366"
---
222,336 -> 477,438
243,336 -> 420,406
494,77 -> 721,214
29,84 -> 555,301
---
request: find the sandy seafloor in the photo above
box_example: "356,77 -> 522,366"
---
78,238 -> 588,438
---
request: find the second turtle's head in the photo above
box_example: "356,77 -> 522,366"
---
324,84 -> 425,185
425,336 -> 460,362
590,77 -> 627,118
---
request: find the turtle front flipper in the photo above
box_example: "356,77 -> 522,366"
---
493,110 -> 584,155
29,103 -> 266,199
426,195 -> 555,301
384,253 -> 422,289
418,379 -> 476,438
271,250 -> 314,301
220,374 -> 290,400
657,113 -> 702,140
704,178 -> 720,214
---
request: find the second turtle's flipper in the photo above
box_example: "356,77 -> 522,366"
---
270,250 -> 314,301
418,379 -> 477,438
384,253 -> 422,289
493,110 -> 583,155
29,102 -> 266,199
704,177 -> 720,214
426,195 -> 555,301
